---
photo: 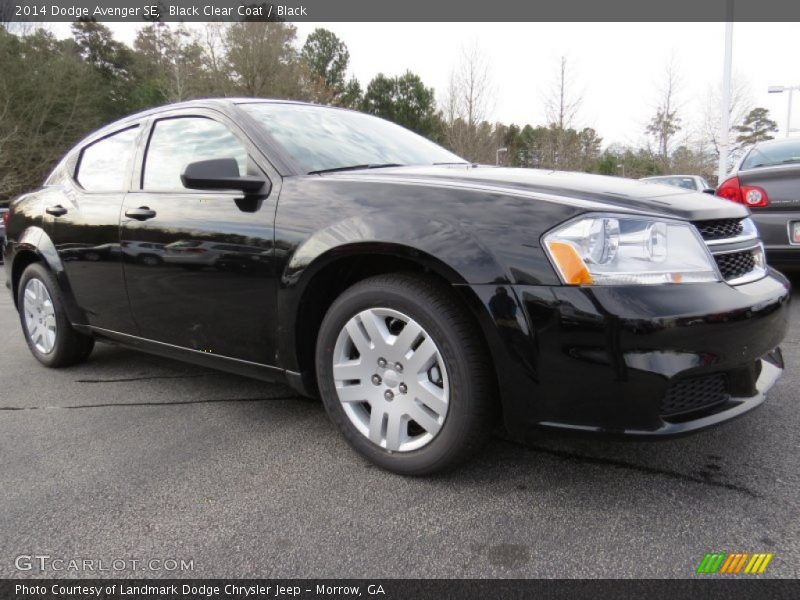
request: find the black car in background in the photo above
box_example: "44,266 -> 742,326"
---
718,137 -> 800,267
3,99 -> 790,474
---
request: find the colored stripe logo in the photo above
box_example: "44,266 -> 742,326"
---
696,552 -> 773,574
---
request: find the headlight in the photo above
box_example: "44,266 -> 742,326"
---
543,215 -> 719,285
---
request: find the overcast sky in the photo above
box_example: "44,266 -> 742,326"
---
50,21 -> 800,147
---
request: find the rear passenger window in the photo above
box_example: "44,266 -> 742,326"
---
76,127 -> 139,192
143,117 -> 248,191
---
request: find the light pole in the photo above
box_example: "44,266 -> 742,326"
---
496,147 -> 508,166
768,85 -> 800,137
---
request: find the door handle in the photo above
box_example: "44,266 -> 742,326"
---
46,205 -> 67,217
125,207 -> 157,221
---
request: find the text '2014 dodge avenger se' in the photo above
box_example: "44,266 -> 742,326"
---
2,99 -> 790,474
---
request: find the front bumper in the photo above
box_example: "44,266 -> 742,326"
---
471,270 -> 790,439
537,350 -> 782,437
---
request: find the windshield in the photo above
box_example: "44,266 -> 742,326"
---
240,103 -> 465,174
741,139 -> 800,170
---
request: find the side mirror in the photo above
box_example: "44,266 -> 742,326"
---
702,188 -> 717,195
181,158 -> 269,195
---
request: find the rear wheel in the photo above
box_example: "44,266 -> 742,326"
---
17,263 -> 94,367
315,273 -> 495,475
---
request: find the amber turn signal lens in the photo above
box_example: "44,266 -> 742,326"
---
546,241 -> 593,285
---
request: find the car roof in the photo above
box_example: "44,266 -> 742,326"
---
86,97 -> 322,142
748,137 -> 800,150
122,97 -> 313,119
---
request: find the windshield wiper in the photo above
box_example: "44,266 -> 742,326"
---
308,163 -> 404,175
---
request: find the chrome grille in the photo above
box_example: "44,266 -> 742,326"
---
695,219 -> 744,241
693,217 -> 765,285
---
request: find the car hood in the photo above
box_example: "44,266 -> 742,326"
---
325,165 -> 747,221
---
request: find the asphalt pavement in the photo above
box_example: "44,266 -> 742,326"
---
0,264 -> 798,579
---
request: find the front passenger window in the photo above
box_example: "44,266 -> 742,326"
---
143,117 -> 248,191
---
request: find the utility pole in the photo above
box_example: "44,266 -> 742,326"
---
718,1 -> 734,183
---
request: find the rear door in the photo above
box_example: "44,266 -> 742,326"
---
44,125 -> 142,333
120,110 -> 280,364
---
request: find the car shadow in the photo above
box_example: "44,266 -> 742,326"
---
26,321 -> 790,506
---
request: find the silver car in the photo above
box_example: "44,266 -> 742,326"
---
641,175 -> 713,193
718,137 -> 800,267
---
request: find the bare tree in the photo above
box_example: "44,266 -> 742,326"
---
542,55 -> 584,169
441,43 -> 496,162
646,58 -> 683,165
545,56 -> 582,130
196,23 -> 233,96
701,74 -> 754,166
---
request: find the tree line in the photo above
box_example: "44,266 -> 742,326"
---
0,21 -> 780,202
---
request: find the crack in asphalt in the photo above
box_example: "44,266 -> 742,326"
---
74,373 -> 212,383
0,396 -> 299,411
499,439 -> 760,498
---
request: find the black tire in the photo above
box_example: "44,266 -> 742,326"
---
315,273 -> 496,475
17,262 -> 94,368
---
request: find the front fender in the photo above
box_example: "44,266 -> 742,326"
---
275,211 -> 514,383
284,211 -> 510,291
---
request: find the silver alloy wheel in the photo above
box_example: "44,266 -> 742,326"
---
23,278 -> 57,354
332,308 -> 450,452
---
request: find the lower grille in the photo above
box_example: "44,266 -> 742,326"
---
696,218 -> 744,241
661,374 -> 728,417
715,250 -> 756,281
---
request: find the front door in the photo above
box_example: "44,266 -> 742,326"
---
120,114 -> 278,364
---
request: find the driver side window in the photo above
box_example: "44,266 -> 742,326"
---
143,117 -> 248,191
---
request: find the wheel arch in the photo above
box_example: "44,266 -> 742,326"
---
9,226 -> 86,324
10,248 -> 41,309
280,241 -> 508,413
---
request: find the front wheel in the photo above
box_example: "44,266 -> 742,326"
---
17,263 -> 94,368
315,273 -> 495,475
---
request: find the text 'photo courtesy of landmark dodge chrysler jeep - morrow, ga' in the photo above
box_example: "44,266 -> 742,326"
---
2,99 -> 790,474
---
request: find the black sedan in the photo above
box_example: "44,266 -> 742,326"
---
3,99 -> 790,474
718,137 -> 800,267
